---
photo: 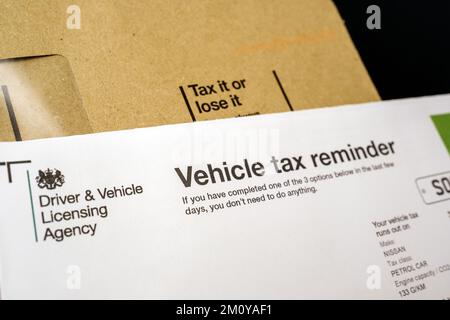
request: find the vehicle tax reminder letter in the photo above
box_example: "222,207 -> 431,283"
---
0,95 -> 450,299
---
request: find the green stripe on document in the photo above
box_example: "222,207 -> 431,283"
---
432,113 -> 450,155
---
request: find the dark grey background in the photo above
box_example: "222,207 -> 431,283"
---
333,0 -> 450,100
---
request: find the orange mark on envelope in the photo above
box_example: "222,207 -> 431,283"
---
234,28 -> 337,55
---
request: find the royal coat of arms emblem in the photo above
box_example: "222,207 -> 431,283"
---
36,169 -> 65,190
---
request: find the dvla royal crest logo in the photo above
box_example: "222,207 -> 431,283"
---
36,169 -> 65,190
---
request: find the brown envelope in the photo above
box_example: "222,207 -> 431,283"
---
0,0 -> 379,141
